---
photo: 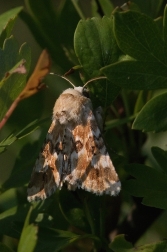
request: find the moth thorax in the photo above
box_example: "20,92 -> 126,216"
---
62,88 -> 83,96
74,86 -> 84,94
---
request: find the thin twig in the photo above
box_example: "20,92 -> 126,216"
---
0,97 -> 20,130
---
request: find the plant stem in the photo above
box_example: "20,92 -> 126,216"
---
0,97 -> 20,130
83,196 -> 99,252
99,196 -> 105,238
71,0 -> 86,19
121,89 -> 131,117
83,196 -> 96,236
121,89 -> 135,149
105,114 -> 136,130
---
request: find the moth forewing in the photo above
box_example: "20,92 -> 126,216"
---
27,77 -> 121,202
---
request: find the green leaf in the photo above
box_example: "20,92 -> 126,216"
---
113,11 -> 164,62
105,114 -> 135,130
89,78 -> 120,108
74,16 -> 121,106
151,146 -> 167,173
110,234 -> 167,252
110,235 -> 133,251
0,146 -> 5,153
71,0 -> 87,19
134,90 -> 150,114
0,118 -> 47,154
0,7 -> 23,34
137,240 -> 167,252
74,16 -> 120,77
0,243 -> 14,252
155,16 -> 163,33
18,207 -> 37,252
101,60 -> 167,90
16,117 -> 49,139
123,163 -> 167,209
90,0 -> 101,18
0,205 -> 29,238
0,37 -> 31,121
132,92 -> 167,132
163,5 -> 167,54
0,133 -> 17,154
98,0 -> 114,17
22,0 -> 79,68
35,227 -> 98,252
3,142 -> 39,189
0,7 -> 23,47
101,11 -> 167,90
18,224 -> 37,252
0,188 -> 17,212
142,191 -> 167,209
132,0 -> 164,17
59,188 -> 89,232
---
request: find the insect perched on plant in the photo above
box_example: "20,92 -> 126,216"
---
27,75 -> 121,201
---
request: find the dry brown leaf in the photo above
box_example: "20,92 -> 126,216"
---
0,49 -> 51,129
19,49 -> 51,100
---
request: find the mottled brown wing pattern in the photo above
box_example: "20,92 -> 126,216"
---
65,108 -> 121,196
27,88 -> 121,201
27,120 -> 66,201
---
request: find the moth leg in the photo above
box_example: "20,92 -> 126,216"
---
94,106 -> 104,132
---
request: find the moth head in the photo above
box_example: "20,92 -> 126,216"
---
74,86 -> 89,97
50,73 -> 107,97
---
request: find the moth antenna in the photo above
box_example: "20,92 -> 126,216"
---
50,72 -> 76,88
83,76 -> 107,88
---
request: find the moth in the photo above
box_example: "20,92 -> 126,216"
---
27,76 -> 121,201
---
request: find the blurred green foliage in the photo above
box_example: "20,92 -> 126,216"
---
0,0 -> 167,251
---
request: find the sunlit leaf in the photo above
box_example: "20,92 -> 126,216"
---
18,224 -> 37,252
133,92 -> 167,132
110,234 -> 167,252
18,207 -> 37,252
0,7 -> 23,47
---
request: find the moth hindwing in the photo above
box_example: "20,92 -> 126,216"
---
27,84 -> 121,201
